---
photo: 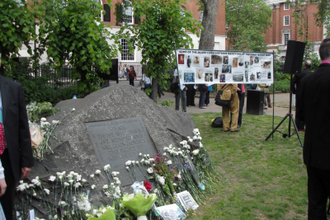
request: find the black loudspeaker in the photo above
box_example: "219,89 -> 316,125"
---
283,40 -> 306,74
246,90 -> 264,115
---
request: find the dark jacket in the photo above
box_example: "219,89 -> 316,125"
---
0,75 -> 34,182
296,63 -> 330,169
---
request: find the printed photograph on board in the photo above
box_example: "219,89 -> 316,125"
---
250,73 -> 256,81
187,55 -> 192,68
204,57 -> 210,68
196,68 -> 203,80
261,61 -> 272,69
233,58 -> 238,68
222,64 -> 232,74
245,61 -> 249,68
184,72 -> 195,82
250,56 -> 254,65
245,70 -> 249,82
214,67 -> 219,79
193,56 -> 200,65
233,73 -> 244,82
178,54 -> 184,64
223,56 -> 229,64
239,57 -> 244,67
205,72 -> 213,82
254,56 -> 259,64
220,74 -> 226,82
211,55 -> 222,64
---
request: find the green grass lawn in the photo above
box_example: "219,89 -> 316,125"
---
189,113 -> 307,220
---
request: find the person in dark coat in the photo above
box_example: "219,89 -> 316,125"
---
296,37 -> 330,219
186,84 -> 196,106
294,60 -> 312,131
0,57 -> 34,220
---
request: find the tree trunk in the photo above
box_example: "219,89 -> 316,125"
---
151,77 -> 158,103
199,0 -> 220,50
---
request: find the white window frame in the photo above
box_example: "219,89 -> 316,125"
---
283,15 -> 290,26
122,1 -> 133,24
284,2 -> 290,10
121,39 -> 135,61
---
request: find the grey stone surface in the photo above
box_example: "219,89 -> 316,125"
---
29,84 -> 195,192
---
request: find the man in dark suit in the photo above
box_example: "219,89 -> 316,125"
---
294,60 -> 312,131
0,57 -> 34,220
297,37 -> 330,220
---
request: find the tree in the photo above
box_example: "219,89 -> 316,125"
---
0,0 -> 37,73
291,0 -> 330,37
36,0 -> 118,95
226,0 -> 272,51
116,0 -> 201,102
199,0 -> 220,50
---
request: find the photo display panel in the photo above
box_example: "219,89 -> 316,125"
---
176,49 -> 274,85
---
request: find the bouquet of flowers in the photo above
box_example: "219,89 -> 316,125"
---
122,181 -> 157,220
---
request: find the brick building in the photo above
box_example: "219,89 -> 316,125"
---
19,0 -> 226,76
264,0 -> 325,60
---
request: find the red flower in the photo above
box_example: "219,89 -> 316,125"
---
144,181 -> 152,192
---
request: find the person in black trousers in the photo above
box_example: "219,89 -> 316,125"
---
297,37 -> 330,219
237,84 -> 245,127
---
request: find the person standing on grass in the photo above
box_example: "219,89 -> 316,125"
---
220,84 -> 239,132
297,37 -> 330,220
294,60 -> 312,131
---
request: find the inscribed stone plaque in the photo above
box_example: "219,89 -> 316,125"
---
85,117 -> 158,186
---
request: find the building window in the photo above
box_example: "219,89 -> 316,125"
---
121,39 -> 134,61
123,1 -> 133,24
104,4 -> 111,22
284,2 -> 290,10
283,33 -> 290,45
283,16 -> 290,26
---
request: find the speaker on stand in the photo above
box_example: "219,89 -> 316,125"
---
265,40 -> 306,147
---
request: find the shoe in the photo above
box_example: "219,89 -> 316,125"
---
224,130 -> 230,132
264,106 -> 268,110
199,107 -> 206,109
231,130 -> 240,132
268,104 -> 272,108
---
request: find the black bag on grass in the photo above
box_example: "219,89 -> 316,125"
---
211,117 -> 223,128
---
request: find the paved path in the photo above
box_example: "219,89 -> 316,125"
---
114,79 -> 294,118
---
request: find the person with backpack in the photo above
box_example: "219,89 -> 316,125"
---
219,84 -> 239,132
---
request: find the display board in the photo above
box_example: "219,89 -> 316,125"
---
176,49 -> 274,85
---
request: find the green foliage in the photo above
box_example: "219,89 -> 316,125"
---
36,0 -> 118,95
291,0 -> 330,36
0,0 -> 37,68
26,102 -> 59,123
116,0 -> 202,102
226,0 -> 273,51
157,100 -> 174,107
4,61 -> 78,105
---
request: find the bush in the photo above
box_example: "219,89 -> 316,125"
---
4,61 -> 79,105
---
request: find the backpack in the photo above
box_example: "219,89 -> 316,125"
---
211,117 -> 223,128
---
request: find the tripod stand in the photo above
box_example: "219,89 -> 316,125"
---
265,74 -> 303,147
